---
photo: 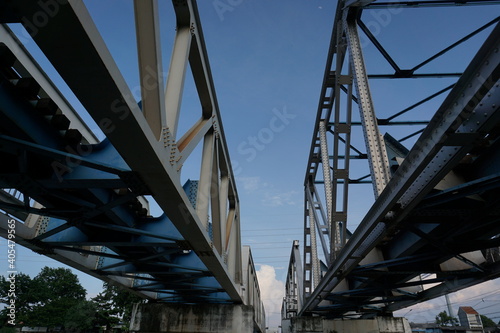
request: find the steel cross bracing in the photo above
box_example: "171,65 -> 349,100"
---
284,0 -> 500,319
0,0 -> 264,328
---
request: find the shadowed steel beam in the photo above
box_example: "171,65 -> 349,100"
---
134,0 -> 166,140
386,262 -> 500,312
226,208 -> 242,284
0,25 -> 98,144
218,173 -> 229,254
0,213 -> 156,301
211,139 -> 223,254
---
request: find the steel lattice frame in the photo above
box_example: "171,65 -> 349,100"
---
285,0 -> 500,319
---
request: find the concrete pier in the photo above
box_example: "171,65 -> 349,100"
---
130,303 -> 263,333
281,316 -> 411,333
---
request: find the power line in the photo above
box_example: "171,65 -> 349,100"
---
253,256 -> 290,259
242,233 -> 301,237
242,227 -> 303,232
244,241 -> 298,244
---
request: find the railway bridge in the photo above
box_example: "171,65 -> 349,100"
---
0,1 -> 498,332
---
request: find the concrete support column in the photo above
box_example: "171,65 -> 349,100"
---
130,303 -> 259,333
281,316 -> 411,333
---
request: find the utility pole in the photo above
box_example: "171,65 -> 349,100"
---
445,294 -> 454,320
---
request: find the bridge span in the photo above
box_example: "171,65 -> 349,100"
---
0,0 -> 499,332
283,0 -> 500,330
0,0 -> 264,332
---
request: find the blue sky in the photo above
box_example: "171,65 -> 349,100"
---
1,0 -> 499,330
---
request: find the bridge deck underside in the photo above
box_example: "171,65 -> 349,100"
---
0,50 -> 229,301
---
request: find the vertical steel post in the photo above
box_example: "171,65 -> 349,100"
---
218,173 -> 229,254
341,67 -> 354,246
196,130 -> 214,230
303,189 -> 312,298
210,140 -> 223,254
309,201 -> 321,289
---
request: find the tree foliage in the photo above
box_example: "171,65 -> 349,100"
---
28,267 -> 86,328
435,311 -> 458,326
480,315 -> 496,328
0,267 -> 86,329
0,266 -> 145,331
93,282 -> 144,329
65,300 -> 97,332
0,272 -> 35,325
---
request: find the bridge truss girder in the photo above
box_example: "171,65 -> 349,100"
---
0,1 -> 263,325
286,0 -> 500,319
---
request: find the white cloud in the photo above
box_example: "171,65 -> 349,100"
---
237,176 -> 264,191
236,176 -> 298,207
263,190 -> 298,207
395,278 -> 500,324
257,264 -> 285,328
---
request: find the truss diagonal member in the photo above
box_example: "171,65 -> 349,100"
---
164,4 -> 193,140
308,186 -> 331,262
308,201 -> 321,290
134,0 -> 166,140
319,120 -> 340,260
344,11 -> 391,198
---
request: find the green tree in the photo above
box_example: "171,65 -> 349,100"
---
92,282 -> 144,329
92,289 -> 120,330
0,272 -> 35,326
65,300 -> 98,332
436,311 -> 458,326
26,267 -> 86,328
480,315 -> 496,328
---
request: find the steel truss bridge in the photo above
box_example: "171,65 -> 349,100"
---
283,0 -> 500,320
0,0 -> 264,331
0,0 -> 499,329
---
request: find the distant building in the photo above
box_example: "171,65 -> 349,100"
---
458,306 -> 484,331
410,322 -> 484,333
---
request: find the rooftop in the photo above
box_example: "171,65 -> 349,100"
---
459,306 -> 479,315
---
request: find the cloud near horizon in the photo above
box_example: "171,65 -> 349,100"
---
257,264 -> 285,328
